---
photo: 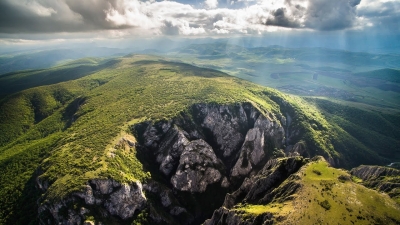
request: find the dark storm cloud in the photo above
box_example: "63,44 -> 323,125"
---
349,0 -> 361,7
0,0 -> 129,33
0,0 -> 71,33
265,8 -> 301,28
357,0 -> 400,32
261,0 -> 361,31
161,20 -> 181,36
304,0 -> 361,31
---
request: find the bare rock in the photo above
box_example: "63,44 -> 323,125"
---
171,139 -> 224,192
105,181 -> 146,219
193,104 -> 249,158
156,127 -> 189,176
38,179 -> 147,224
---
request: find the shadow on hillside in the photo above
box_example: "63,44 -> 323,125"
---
132,60 -> 229,78
5,170 -> 41,225
0,59 -> 120,97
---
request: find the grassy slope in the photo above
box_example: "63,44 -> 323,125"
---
235,159 -> 400,224
304,97 -> 400,161
0,55 -> 397,224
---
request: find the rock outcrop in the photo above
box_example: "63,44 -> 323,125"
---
223,157 -> 306,209
204,207 -> 273,225
351,165 -> 400,199
38,179 -> 146,225
129,103 -> 292,223
205,157 -> 307,225
171,139 -> 224,192
38,102 -> 304,224
351,165 -> 400,180
133,103 -> 287,192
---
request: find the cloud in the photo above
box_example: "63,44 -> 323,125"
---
304,0 -> 360,31
0,0 -> 101,32
356,0 -> 400,31
26,1 -> 57,17
0,0 -> 397,37
161,19 -> 206,35
265,8 -> 302,28
205,0 -> 218,9
259,0 -> 361,31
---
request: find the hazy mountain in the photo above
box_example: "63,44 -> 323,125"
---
0,47 -> 130,75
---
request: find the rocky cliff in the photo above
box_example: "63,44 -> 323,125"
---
28,102 -> 400,224
130,103 -> 290,224
351,165 -> 400,202
36,102 -> 310,224
38,179 -> 146,225
204,157 -> 307,225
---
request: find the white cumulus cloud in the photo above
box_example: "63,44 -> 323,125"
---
205,0 -> 218,9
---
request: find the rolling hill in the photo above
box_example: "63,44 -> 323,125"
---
168,43 -> 400,109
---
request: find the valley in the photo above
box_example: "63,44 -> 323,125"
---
163,43 -> 400,110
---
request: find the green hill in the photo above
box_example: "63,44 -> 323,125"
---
206,157 -> 400,225
0,55 -> 399,224
354,68 -> 400,83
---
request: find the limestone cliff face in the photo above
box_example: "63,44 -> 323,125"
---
223,157 -> 306,209
128,103 -> 294,224
36,102 -> 304,224
351,165 -> 400,199
133,103 -> 287,194
37,179 -> 146,225
171,139 -> 224,192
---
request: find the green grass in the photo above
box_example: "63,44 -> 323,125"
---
231,159 -> 400,224
306,98 -> 400,162
286,160 -> 400,224
234,203 -> 291,215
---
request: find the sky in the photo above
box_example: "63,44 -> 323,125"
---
0,0 -> 399,52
